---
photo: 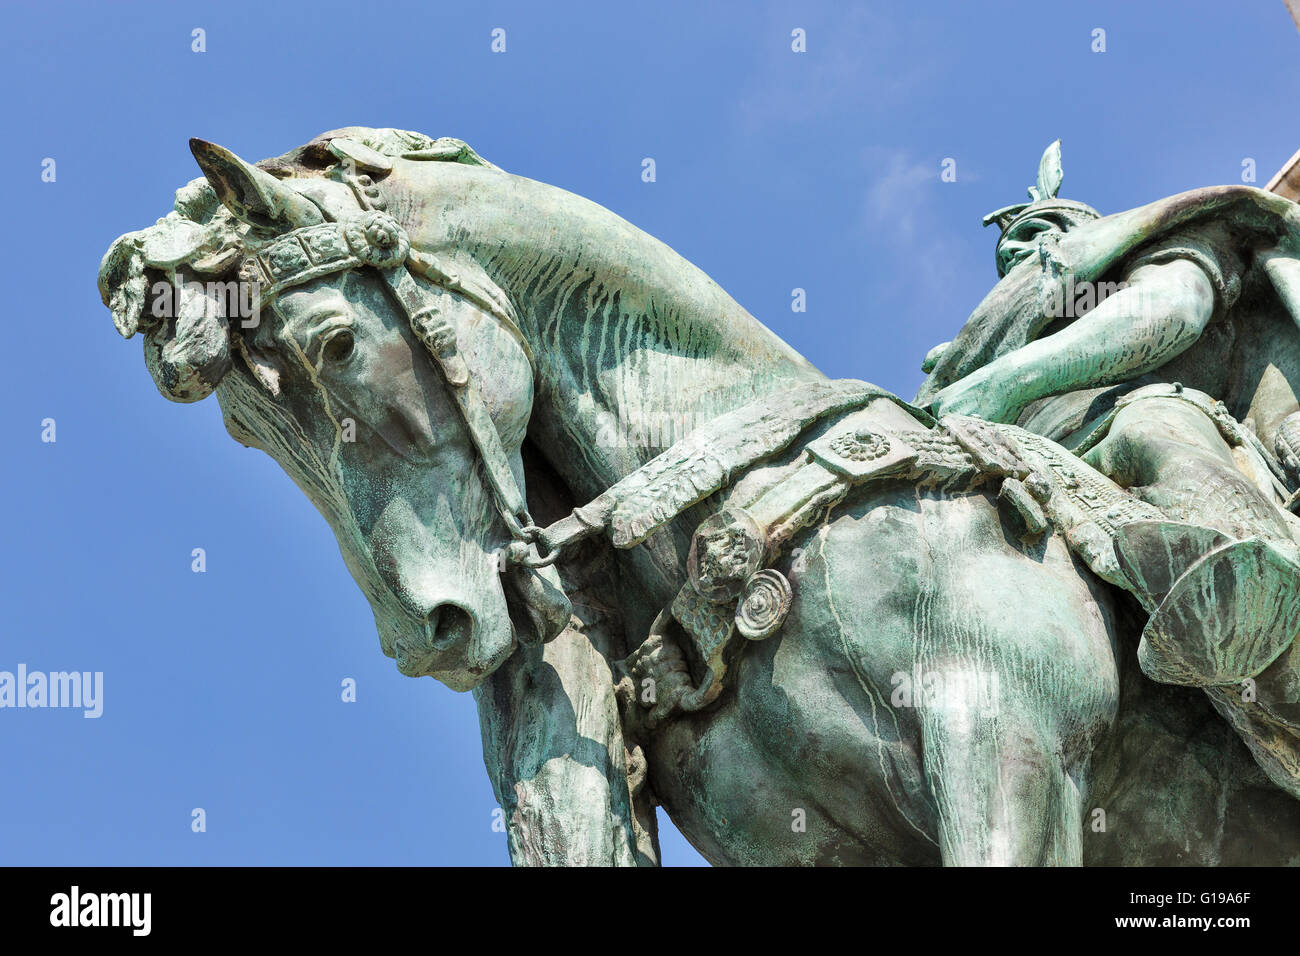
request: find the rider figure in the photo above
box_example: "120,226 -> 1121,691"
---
918,142 -> 1300,733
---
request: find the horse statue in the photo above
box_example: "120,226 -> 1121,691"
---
98,128 -> 1300,865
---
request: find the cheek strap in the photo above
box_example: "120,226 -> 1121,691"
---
333,170 -> 545,565
380,264 -> 537,542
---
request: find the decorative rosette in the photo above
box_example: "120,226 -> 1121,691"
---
830,427 -> 890,462
735,569 -> 793,641
344,211 -> 410,269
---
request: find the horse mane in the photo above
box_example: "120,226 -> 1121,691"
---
99,126 -> 825,514
256,127 -> 500,179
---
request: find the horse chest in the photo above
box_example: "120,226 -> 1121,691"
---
644,653 -> 936,866
639,496 -> 955,866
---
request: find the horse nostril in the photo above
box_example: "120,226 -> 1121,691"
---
426,604 -> 474,651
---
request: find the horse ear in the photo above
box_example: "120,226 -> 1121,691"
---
189,138 -> 323,231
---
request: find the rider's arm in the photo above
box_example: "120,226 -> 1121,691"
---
930,258 -> 1216,423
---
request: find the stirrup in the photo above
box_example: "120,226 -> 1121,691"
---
1113,519 -> 1231,612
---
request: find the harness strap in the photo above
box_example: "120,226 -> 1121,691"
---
504,379 -> 923,567
331,164 -> 539,544
382,266 -> 533,536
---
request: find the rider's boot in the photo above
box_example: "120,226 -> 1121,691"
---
1113,519 -> 1300,687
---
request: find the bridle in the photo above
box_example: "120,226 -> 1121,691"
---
235,147 -> 561,570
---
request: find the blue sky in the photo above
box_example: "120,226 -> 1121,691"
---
2,0 -> 1298,866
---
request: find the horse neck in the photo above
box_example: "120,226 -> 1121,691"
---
412,165 -> 825,500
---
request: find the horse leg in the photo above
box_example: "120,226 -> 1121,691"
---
922,699 -> 1084,866
805,474 -> 1115,865
902,496 -> 1111,866
475,623 -> 654,866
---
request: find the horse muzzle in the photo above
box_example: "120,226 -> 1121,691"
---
392,602 -> 475,675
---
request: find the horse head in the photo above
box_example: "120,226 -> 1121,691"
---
100,135 -> 570,692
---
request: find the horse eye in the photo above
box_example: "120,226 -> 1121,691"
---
322,329 -> 356,365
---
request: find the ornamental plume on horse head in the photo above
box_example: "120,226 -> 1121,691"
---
101,129 -> 1300,866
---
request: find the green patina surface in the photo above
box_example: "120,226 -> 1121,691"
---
98,131 -> 1300,865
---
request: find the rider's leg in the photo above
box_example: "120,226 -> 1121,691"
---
1083,397 -> 1300,686
1083,397 -> 1291,541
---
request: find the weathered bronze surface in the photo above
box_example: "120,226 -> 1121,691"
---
99,130 -> 1300,865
